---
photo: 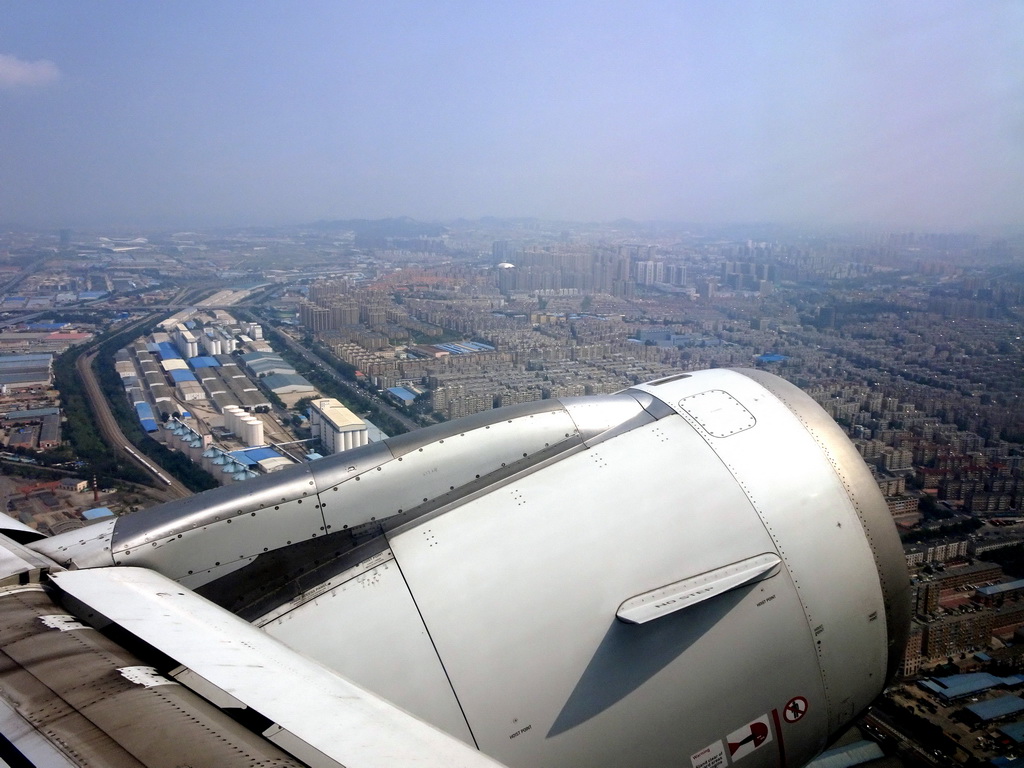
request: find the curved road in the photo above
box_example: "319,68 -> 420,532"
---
76,350 -> 192,500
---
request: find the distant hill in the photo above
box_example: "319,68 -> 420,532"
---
306,217 -> 447,239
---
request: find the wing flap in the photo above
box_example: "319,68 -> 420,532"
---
51,567 -> 505,768
0,583 -> 303,768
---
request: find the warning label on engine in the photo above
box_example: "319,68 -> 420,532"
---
726,715 -> 773,762
691,740 -> 727,768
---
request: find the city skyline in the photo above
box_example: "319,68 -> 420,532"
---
2,2 -> 1023,232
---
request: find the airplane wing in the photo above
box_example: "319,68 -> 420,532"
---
0,536 -> 504,767
0,368 -> 909,768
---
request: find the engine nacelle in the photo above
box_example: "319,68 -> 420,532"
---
31,368 -> 909,768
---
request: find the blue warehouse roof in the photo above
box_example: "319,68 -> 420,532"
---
230,448 -> 283,464
978,580 -> 1024,596
156,342 -> 181,360
82,507 -> 115,520
169,370 -> 197,384
388,386 -> 417,401
967,696 -> 1024,722
999,722 -> 1024,745
920,673 -> 1024,701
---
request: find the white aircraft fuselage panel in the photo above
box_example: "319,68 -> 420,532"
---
258,548 -> 475,745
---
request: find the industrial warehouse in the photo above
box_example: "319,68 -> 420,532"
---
116,310 -> 371,484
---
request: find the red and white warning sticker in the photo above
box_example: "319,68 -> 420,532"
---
726,715 -> 773,762
691,740 -> 727,768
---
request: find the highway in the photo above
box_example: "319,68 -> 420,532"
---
863,710 -> 947,768
252,316 -> 422,434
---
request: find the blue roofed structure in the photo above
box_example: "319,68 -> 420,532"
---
998,722 -> 1024,745
82,507 -> 115,521
135,401 -> 161,433
228,451 -> 258,467
978,580 -> 1024,597
437,343 -> 471,354
756,353 -> 789,363
231,447 -> 283,463
156,342 -> 181,359
967,696 -> 1024,722
387,386 -> 417,405
919,673 -> 1024,702
188,356 -> 220,369
169,370 -> 197,384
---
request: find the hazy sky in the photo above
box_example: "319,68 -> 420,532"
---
2,2 -> 1022,231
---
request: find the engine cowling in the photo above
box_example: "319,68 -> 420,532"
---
32,368 -> 909,768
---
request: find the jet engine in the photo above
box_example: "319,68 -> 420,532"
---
2,368 -> 909,768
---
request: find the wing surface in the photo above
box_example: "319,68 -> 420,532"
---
51,566 -> 503,768
0,536 -> 505,768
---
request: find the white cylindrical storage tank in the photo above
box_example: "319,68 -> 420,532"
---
244,417 -> 258,448
236,416 -> 248,444
223,405 -> 243,434
241,416 -> 263,447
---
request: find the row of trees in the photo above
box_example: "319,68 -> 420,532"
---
53,341 -> 151,486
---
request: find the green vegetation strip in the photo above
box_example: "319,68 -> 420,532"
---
55,316 -> 219,492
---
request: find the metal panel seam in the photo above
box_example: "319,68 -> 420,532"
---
386,545 -> 481,752
734,368 -> 910,682
670,404 -> 834,726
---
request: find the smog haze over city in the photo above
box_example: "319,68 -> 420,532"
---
6,4 -> 1024,767
2,1 -> 1023,232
